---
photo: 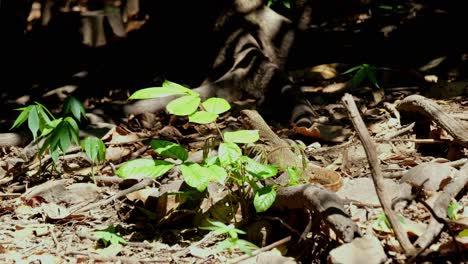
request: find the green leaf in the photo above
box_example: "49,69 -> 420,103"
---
50,146 -> 60,163
206,165 -> 227,184
116,159 -> 174,179
28,106 -> 40,141
64,117 -> 79,145
189,111 -> 218,124
63,96 -> 86,121
58,124 -> 71,153
166,95 -> 200,116
150,140 -> 188,161
448,202 -> 462,220
242,156 -> 278,179
128,81 -> 195,99
218,142 -> 242,167
180,162 -> 211,192
94,226 -> 127,247
11,106 -> 31,129
40,119 -> 61,138
224,130 -> 259,144
202,98 -> 231,114
285,166 -> 302,185
254,186 -> 276,213
459,229 -> 468,237
82,137 -> 106,163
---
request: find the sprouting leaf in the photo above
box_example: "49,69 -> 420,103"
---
82,137 -> 106,163
63,96 -> 87,121
448,202 -> 463,220
241,156 -> 278,179
218,142 -> 242,167
128,81 -> 194,99
205,165 -> 227,184
116,159 -> 174,179
224,130 -> 259,144
150,140 -> 188,161
202,98 -> 231,114
64,117 -> 80,145
11,106 -> 31,129
94,225 -> 127,247
285,166 -> 302,185
189,111 -> 218,124
28,105 -> 40,141
180,162 -> 211,192
459,229 -> 468,237
166,95 -> 200,116
253,186 -> 276,213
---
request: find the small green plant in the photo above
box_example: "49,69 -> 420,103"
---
343,64 -> 389,103
200,220 -> 258,255
94,225 -> 127,247
11,101 -> 81,164
63,96 -> 87,122
124,81 -> 281,213
447,201 -> 463,220
343,63 -> 381,89
81,136 -> 107,182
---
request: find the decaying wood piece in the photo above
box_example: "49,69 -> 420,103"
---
341,93 -> 416,256
396,94 -> 468,148
240,109 -> 357,242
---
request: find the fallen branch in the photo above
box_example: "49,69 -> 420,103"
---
396,95 -> 468,148
341,93 -> 416,256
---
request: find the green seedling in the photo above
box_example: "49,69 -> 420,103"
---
12,102 -> 82,165
447,201 -> 463,220
343,64 -> 390,103
94,225 -> 127,247
81,136 -> 106,182
200,220 -> 258,255
63,96 -> 87,122
124,80 -> 289,214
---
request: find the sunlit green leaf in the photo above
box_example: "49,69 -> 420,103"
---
116,159 -> 174,179
448,202 -> 462,220
166,95 -> 200,116
150,139 -> 188,161
63,96 -> 86,121
202,98 -> 231,114
224,130 -> 259,144
241,156 -> 278,179
189,111 -> 218,124
129,81 -> 194,99
180,162 -> 211,192
11,106 -> 31,129
82,137 -> 106,163
94,225 -> 127,247
218,142 -> 242,167
28,106 -> 40,141
254,186 -> 276,213
206,165 -> 227,183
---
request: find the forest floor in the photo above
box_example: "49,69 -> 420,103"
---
1,2 -> 468,264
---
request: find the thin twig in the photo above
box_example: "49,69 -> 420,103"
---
341,93 -> 416,256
